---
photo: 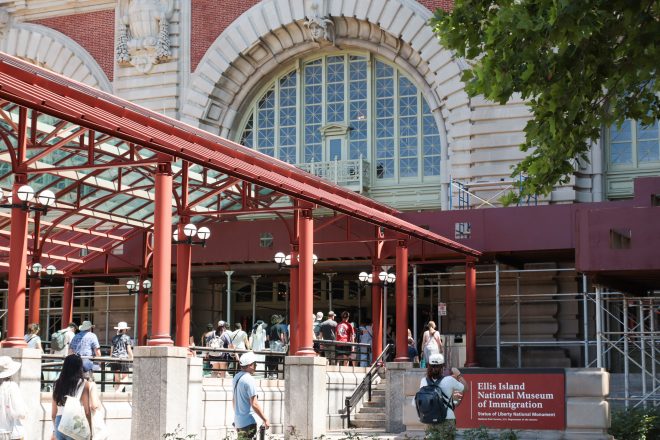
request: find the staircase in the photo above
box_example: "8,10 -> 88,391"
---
350,377 -> 387,429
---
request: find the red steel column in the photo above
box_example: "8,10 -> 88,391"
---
371,265 -> 383,360
465,259 -> 478,366
138,286 -> 149,346
295,210 -> 315,356
175,223 -> 192,347
2,180 -> 30,347
149,163 -> 174,346
394,242 -> 409,362
28,276 -> 41,325
28,213 -> 42,325
289,247 -> 299,354
62,277 -> 73,326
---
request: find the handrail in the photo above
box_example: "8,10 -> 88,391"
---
344,344 -> 392,427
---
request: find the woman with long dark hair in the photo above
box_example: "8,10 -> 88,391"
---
51,354 -> 94,439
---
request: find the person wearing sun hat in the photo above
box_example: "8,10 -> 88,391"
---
232,351 -> 269,438
68,320 -> 101,374
110,322 -> 133,390
0,356 -> 27,438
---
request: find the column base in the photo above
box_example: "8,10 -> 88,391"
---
294,346 -> 316,356
147,335 -> 174,346
0,338 -> 28,348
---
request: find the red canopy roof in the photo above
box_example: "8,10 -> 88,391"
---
0,52 -> 480,274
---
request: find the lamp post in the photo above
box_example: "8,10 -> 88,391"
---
273,251 -> 318,354
358,269 -> 395,354
0,185 -> 56,213
274,251 -> 318,269
27,262 -> 57,280
172,223 -> 211,246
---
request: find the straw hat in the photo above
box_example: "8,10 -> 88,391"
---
0,356 -> 21,379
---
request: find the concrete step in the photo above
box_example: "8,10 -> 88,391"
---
358,405 -> 384,413
363,396 -> 385,406
371,389 -> 386,397
351,418 -> 387,429
355,412 -> 386,421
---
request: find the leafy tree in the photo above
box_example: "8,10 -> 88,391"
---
431,0 -> 660,203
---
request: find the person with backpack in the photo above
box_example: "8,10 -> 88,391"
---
415,353 -> 467,439
206,320 -> 232,378
109,322 -> 133,391
51,322 -> 77,356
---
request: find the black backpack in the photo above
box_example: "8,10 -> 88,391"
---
414,377 -> 454,424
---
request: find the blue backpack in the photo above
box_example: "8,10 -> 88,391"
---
414,377 -> 454,424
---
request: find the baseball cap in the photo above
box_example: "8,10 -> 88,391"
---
429,353 -> 445,365
239,351 -> 257,367
328,311 -> 335,317
316,311 -> 323,320
217,320 -> 226,328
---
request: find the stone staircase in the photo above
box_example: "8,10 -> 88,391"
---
350,378 -> 387,429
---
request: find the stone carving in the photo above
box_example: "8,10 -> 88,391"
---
0,8 -> 10,39
304,0 -> 334,44
116,0 -> 175,73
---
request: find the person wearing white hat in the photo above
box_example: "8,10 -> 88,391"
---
110,322 -> 133,391
417,353 -> 467,437
233,351 -> 269,438
0,356 -> 26,439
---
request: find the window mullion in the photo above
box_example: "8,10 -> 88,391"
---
394,69 -> 400,183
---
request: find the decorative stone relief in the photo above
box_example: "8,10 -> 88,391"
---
0,8 -> 11,38
116,0 -> 174,73
304,0 -> 334,45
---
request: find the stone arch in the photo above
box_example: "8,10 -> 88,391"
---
180,0 -> 470,148
0,22 -> 112,92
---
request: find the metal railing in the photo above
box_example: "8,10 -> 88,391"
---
41,354 -> 133,392
314,339 -> 372,366
296,158 -> 370,192
191,346 -> 288,379
345,344 -> 392,427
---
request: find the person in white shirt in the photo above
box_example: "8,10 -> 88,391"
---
231,322 -> 249,350
418,353 -> 468,439
0,356 -> 27,439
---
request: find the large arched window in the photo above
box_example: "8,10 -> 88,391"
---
238,53 -> 442,186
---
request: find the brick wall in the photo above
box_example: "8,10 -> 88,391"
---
191,0 -> 259,71
419,0 -> 454,13
31,10 -> 115,81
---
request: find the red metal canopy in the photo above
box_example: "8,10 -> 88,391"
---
0,52 -> 480,276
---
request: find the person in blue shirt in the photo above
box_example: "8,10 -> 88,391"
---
68,320 -> 100,374
233,351 -> 269,438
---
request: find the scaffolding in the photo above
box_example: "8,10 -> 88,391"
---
412,264 -> 659,408
448,174 -> 538,210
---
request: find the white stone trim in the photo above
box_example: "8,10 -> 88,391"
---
0,21 -> 112,92
180,0 -> 571,206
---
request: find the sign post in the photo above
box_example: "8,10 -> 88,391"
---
455,369 -> 566,430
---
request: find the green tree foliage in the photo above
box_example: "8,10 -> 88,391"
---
431,0 -> 660,203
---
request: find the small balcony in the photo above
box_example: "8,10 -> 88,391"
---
296,159 -> 370,193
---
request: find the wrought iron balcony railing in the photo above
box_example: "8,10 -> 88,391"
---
296,158 -> 370,193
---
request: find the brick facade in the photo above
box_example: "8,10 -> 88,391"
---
419,0 -> 454,13
191,0 -> 260,72
31,9 -> 115,81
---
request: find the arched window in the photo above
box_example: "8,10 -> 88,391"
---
238,53 -> 442,186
